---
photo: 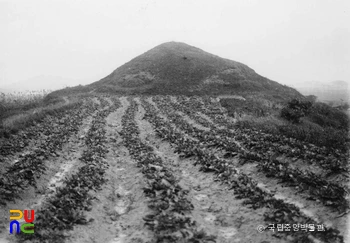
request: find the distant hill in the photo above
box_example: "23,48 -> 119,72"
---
90,42 -> 302,99
0,87 -> 13,94
0,75 -> 85,93
292,80 -> 349,104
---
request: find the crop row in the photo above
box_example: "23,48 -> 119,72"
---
151,96 -> 349,211
141,97 -> 344,243
0,99 -> 105,206
0,95 -> 112,160
17,98 -> 119,242
171,96 -> 215,128
0,98 -> 94,159
169,95 -> 348,174
235,129 -> 347,174
120,98 -> 215,242
176,95 -> 346,164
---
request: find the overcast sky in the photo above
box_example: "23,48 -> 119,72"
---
0,0 -> 349,88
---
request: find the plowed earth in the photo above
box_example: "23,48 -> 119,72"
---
0,95 -> 348,243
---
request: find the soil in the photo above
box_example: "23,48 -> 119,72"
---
0,95 -> 348,243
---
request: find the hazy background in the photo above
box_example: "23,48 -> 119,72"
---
0,0 -> 349,99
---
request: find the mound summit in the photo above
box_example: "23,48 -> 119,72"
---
90,42 -> 301,99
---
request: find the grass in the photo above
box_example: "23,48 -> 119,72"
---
0,91 -> 49,119
0,91 -> 78,137
236,117 -> 349,152
237,114 -> 286,132
0,84 -> 98,138
227,98 -> 350,152
220,97 -> 279,118
307,102 -> 349,130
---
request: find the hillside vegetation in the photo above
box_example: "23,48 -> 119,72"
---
90,42 -> 302,100
221,96 -> 349,153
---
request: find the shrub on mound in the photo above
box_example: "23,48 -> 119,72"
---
308,102 -> 349,131
280,99 -> 312,123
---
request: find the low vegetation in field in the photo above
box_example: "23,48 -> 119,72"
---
222,97 -> 350,152
0,94 -> 348,243
0,90 -> 49,114
0,90 -> 77,137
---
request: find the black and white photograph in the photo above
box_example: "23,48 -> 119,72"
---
0,0 -> 349,242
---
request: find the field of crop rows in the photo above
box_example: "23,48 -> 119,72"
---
0,95 -> 348,243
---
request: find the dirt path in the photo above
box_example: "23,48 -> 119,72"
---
65,97 -> 153,243
62,96 -> 70,104
104,96 -> 115,107
169,96 -> 230,129
176,111 -> 211,131
135,98 -> 285,243
92,97 -> 101,106
197,111 -> 219,125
